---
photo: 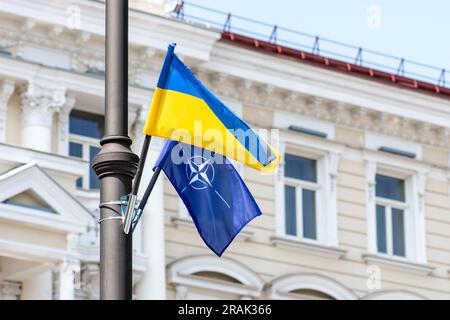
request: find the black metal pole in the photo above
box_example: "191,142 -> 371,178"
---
132,135 -> 152,195
92,0 -> 138,300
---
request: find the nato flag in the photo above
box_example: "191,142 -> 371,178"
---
155,140 -> 262,256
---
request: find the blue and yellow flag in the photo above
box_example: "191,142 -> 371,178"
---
144,44 -> 280,173
155,140 -> 262,256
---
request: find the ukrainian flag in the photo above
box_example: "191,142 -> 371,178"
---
144,44 -> 280,173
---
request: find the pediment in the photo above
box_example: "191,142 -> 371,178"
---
0,162 -> 93,233
3,189 -> 55,214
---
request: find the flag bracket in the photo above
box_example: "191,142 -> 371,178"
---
120,195 -> 143,234
98,196 -> 142,233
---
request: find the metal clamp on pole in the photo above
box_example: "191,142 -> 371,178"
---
98,199 -> 129,224
104,194 -> 144,234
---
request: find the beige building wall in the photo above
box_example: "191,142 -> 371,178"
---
163,103 -> 450,299
0,0 -> 449,300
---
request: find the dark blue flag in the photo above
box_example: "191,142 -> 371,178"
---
155,140 -> 262,256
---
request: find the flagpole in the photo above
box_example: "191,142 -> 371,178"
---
131,167 -> 162,234
132,135 -> 152,195
92,0 -> 138,300
123,135 -> 151,234
123,43 -> 177,234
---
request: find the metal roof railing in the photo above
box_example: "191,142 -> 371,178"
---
171,1 -> 448,89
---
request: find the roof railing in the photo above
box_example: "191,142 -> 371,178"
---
171,1 -> 449,89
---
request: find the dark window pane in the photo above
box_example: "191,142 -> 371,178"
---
302,189 -> 316,239
375,174 -> 405,201
69,142 -> 83,158
285,185 -> 297,236
69,110 -> 104,139
376,205 -> 387,253
392,208 -> 406,257
76,178 -> 83,189
89,147 -> 101,190
285,154 -> 317,182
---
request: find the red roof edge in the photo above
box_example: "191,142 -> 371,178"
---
221,32 -> 450,100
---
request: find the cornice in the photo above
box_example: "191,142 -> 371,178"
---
1,1 -> 449,151
197,68 -> 450,150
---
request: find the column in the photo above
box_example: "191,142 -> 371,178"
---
134,104 -> 166,300
57,95 -> 76,155
58,258 -> 80,300
20,82 -> 66,152
0,79 -> 15,143
59,233 -> 80,300
80,263 -> 100,300
0,281 -> 21,300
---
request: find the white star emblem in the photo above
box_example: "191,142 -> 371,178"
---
185,156 -> 215,190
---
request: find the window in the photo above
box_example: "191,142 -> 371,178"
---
366,159 -> 428,264
284,154 -> 319,240
275,138 -> 341,250
69,110 -> 103,190
375,174 -> 406,257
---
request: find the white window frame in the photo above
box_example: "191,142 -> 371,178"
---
374,174 -> 409,257
365,152 -> 428,264
68,133 -> 100,190
283,159 -> 321,242
275,133 -> 343,247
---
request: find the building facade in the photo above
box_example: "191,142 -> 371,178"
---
0,0 -> 449,300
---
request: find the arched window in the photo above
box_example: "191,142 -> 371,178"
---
167,255 -> 264,300
267,273 -> 357,300
362,290 -> 425,300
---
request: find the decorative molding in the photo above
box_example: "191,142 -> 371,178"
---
416,172 -> 426,213
362,253 -> 435,275
0,5 -> 448,150
167,255 -> 264,298
0,281 -> 21,300
59,257 -> 81,275
67,233 -> 80,254
58,95 -> 76,155
48,25 -> 64,37
361,289 -> 426,300
328,152 -> 339,193
365,161 -> 377,202
78,263 -> 99,300
20,82 -> 67,128
197,67 -> 450,149
0,162 -> 92,233
270,236 -> 347,259
267,273 -> 357,300
0,142 -> 87,177
0,79 -> 15,142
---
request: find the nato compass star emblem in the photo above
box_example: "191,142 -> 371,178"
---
185,156 -> 215,190
181,154 -> 231,208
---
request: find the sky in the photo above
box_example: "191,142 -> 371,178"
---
180,0 -> 449,85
